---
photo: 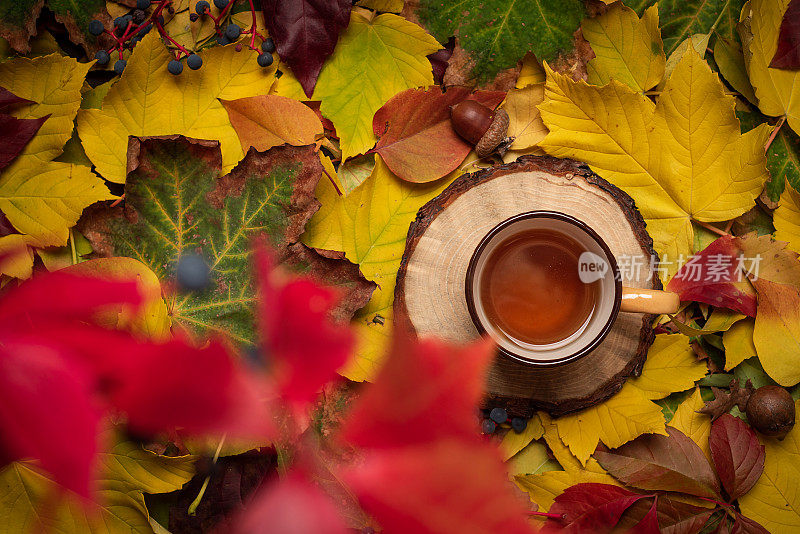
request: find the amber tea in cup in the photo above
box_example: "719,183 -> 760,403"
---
466,211 -> 680,366
479,228 -> 599,346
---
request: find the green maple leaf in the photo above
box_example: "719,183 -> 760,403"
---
629,0 -> 746,56
418,0 -> 585,81
83,137 -> 373,344
0,0 -> 108,53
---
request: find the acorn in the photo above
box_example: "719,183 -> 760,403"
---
450,100 -> 510,158
745,385 -> 795,439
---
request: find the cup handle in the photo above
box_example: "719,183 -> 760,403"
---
620,287 -> 680,314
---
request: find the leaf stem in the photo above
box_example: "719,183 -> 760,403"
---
188,434 -> 226,516
69,228 -> 77,265
764,116 -> 786,153
692,219 -> 730,237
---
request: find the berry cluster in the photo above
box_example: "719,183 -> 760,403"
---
88,0 -> 275,77
481,407 -> 527,435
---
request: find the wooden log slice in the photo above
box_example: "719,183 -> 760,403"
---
395,156 -> 661,417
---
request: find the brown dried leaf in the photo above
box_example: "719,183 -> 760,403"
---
699,379 -> 755,421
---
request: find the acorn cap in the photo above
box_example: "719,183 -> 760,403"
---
475,108 -> 509,158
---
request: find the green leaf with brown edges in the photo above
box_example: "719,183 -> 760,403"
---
417,0 -> 585,82
81,136 -> 374,345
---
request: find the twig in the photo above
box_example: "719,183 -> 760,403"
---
764,116 -> 786,153
188,434 -> 226,516
693,219 -> 730,237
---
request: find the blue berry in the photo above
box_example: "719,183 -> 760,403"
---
89,19 -> 104,36
216,34 -> 230,46
261,37 -> 275,53
214,0 -> 228,9
114,16 -> 127,29
481,419 -> 497,434
195,1 -> 210,15
511,417 -> 527,433
187,54 -> 202,70
114,59 -> 127,75
94,50 -> 110,65
176,253 -> 210,291
123,14 -> 133,25
136,0 -> 150,9
224,23 -> 241,40
257,53 -> 273,67
489,407 -> 507,424
167,59 -> 183,75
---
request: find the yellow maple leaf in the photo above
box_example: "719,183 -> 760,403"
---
723,318 -> 756,371
78,32 -> 275,184
629,333 -> 707,399
774,185 -> 800,253
502,84 -> 547,151
221,95 -> 323,153
312,12 -> 441,161
553,383 -> 666,465
499,415 -> 544,461
515,412 -> 620,511
0,54 -> 91,173
506,440 -> 560,479
302,157 -> 458,380
739,401 -> 800,532
516,52 -> 545,88
0,161 -> 114,248
539,46 -> 771,273
740,0 -> 800,136
668,387 -> 712,461
581,3 -> 665,92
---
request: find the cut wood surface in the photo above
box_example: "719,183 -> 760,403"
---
395,156 -> 660,416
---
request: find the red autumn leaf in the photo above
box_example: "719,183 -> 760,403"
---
261,0 -> 352,98
666,235 -> 757,317
0,86 -> 33,110
628,498 -> 661,534
709,415 -> 765,501
339,328 -> 496,449
104,337 -> 270,438
0,271 -> 141,329
0,113 -> 48,171
0,340 -> 100,498
541,483 -> 650,534
731,513 -> 770,534
255,244 -> 354,405
770,0 -> 800,69
372,86 -> 506,183
594,427 -> 721,499
342,439 -> 534,534
615,495 -> 714,534
0,269 -> 271,498
230,472 -> 349,534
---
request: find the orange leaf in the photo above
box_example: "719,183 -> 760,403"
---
222,95 -> 323,153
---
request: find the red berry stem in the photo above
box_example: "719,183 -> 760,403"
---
242,0 -> 262,52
